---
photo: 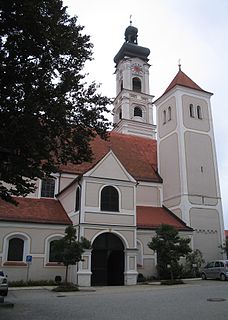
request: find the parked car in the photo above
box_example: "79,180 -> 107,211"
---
0,270 -> 8,296
201,260 -> 228,281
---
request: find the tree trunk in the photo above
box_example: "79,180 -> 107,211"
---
65,265 -> 69,284
170,267 -> 174,281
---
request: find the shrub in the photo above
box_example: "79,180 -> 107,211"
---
137,273 -> 146,283
160,279 -> 184,285
9,280 -> 56,287
52,283 -> 79,292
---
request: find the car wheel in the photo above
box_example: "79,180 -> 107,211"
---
201,273 -> 207,280
220,273 -> 226,281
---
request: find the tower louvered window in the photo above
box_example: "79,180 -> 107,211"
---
132,77 -> 141,92
134,106 -> 142,117
168,106 -> 171,121
197,105 -> 202,119
190,104 -> 194,118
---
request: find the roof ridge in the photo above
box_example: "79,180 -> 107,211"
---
164,70 -> 203,94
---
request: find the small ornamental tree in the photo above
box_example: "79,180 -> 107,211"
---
219,236 -> 228,259
52,226 -> 91,284
148,224 -> 192,280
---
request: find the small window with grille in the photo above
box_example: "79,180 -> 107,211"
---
41,178 -> 55,198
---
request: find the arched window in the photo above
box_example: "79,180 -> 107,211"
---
120,80 -> 123,91
7,238 -> 24,261
119,108 -> 122,120
168,106 -> 171,121
41,177 -> 55,198
49,240 -> 58,262
101,186 -> 119,212
44,234 -> 64,265
163,110 -> 166,124
132,77 -> 141,92
75,187 -> 80,212
134,106 -> 142,117
197,105 -> 202,119
189,104 -> 194,118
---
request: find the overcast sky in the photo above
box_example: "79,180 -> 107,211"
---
64,0 -> 228,229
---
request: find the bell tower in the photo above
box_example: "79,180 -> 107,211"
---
154,67 -> 225,261
112,24 -> 156,138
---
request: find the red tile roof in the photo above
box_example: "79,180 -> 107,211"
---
60,132 -> 161,183
137,206 -> 192,231
156,69 -> 212,101
0,197 -> 72,225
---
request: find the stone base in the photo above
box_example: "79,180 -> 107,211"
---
77,272 -> 92,287
124,272 -> 138,285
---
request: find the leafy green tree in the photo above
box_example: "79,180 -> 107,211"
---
219,237 -> 228,259
0,0 -> 111,203
148,224 -> 192,280
52,226 -> 91,284
184,249 -> 205,277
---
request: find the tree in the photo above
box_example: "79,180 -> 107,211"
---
219,237 -> 228,259
0,0 -> 111,203
183,249 -> 205,278
52,225 -> 91,284
148,224 -> 192,280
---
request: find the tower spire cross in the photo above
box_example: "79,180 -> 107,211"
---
178,58 -> 181,71
130,14 -> 132,25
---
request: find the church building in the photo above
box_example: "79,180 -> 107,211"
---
0,24 -> 225,286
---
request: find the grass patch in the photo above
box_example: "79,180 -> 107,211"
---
160,279 -> 184,285
52,283 -> 79,292
9,280 -> 56,287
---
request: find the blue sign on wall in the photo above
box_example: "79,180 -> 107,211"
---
26,255 -> 32,263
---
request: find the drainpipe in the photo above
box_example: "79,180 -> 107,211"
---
77,178 -> 82,285
58,172 -> 62,194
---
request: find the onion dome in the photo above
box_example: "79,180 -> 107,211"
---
124,25 -> 138,44
114,25 -> 150,65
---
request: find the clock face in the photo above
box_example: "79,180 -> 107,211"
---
131,63 -> 143,75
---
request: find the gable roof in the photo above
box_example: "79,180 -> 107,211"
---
0,197 -> 72,225
60,132 -> 161,183
84,150 -> 136,183
136,206 -> 192,231
155,69 -> 212,102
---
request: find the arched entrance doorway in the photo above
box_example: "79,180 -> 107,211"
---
91,233 -> 124,286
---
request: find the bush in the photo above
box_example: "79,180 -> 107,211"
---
9,280 -> 56,287
55,276 -> 62,285
182,249 -> 205,278
137,273 -> 146,283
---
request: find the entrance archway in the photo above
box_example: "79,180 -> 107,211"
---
91,233 -> 124,286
